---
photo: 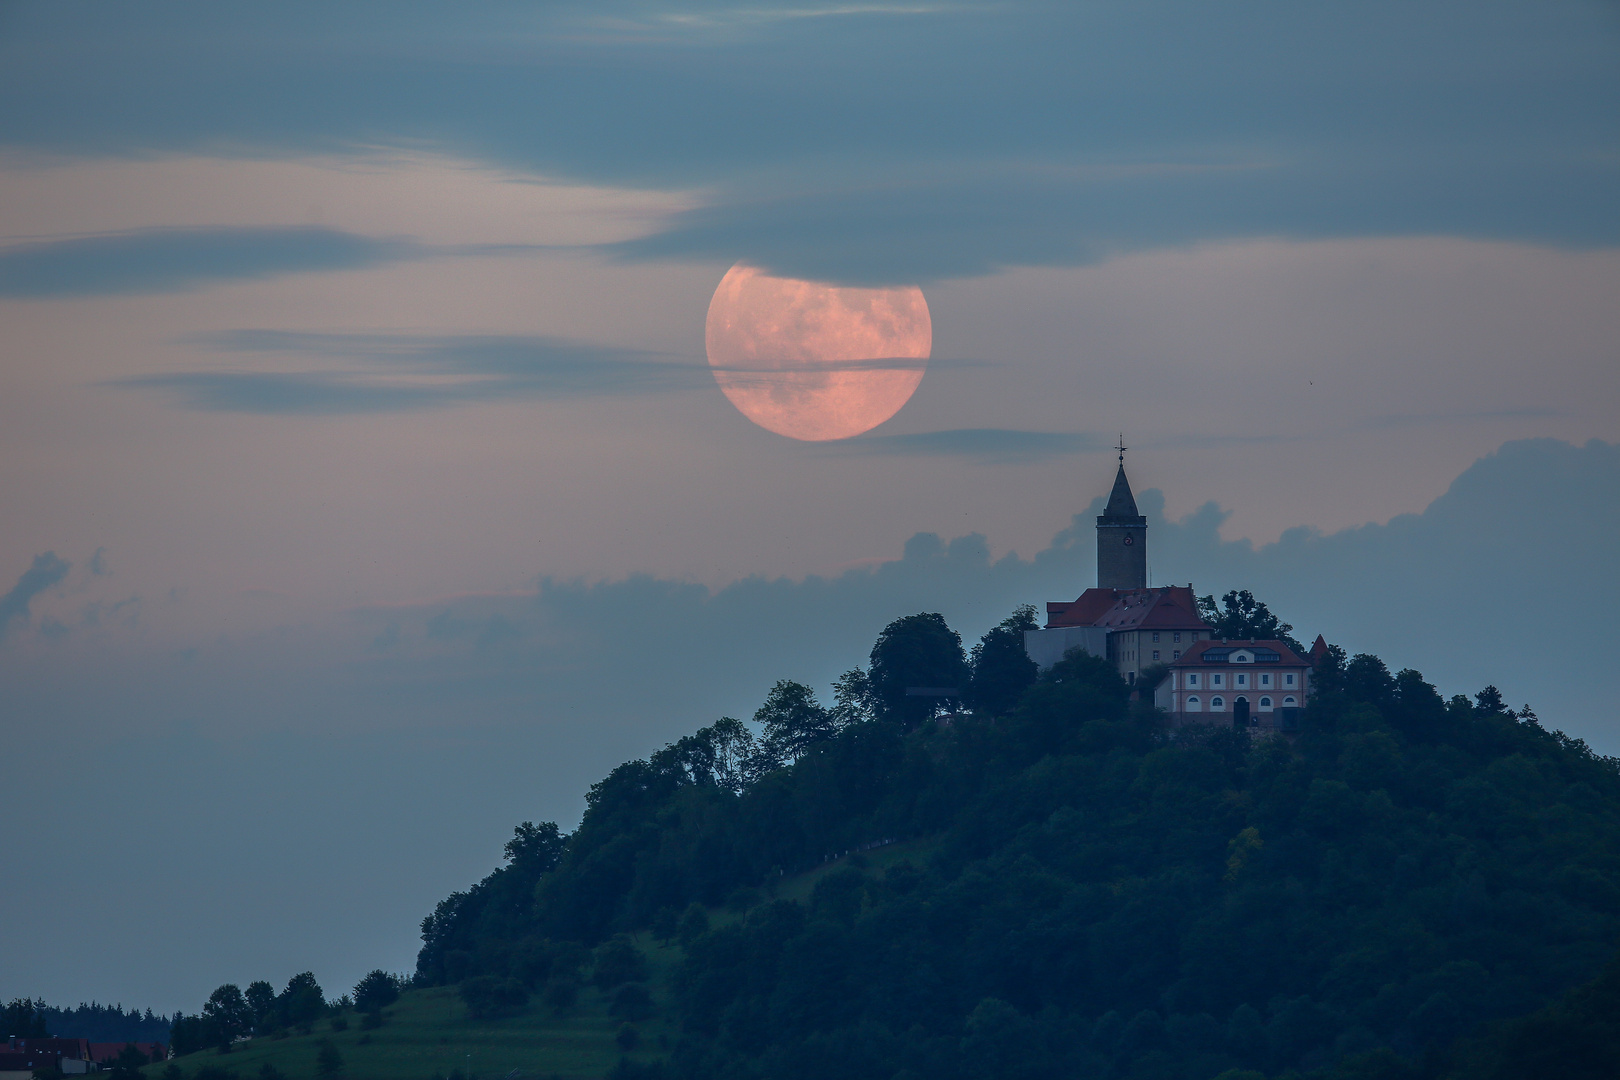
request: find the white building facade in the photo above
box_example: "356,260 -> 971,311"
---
1155,639 -> 1311,731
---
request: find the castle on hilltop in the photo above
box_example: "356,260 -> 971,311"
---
1023,447 -> 1312,731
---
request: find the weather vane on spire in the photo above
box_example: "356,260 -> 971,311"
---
1116,433 -> 1128,466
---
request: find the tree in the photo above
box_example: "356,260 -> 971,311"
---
107,1045 -> 152,1080
315,1039 -> 343,1079
458,976 -> 529,1020
1,998 -> 49,1038
754,680 -> 838,761
867,612 -> 970,728
277,973 -> 324,1030
201,985 -> 249,1046
967,605 -> 1040,717
830,668 -> 876,727
351,971 -> 400,1014
1475,684 -> 1509,717
503,821 -> 566,873
243,982 -> 276,1035
592,935 -> 649,989
1197,590 -> 1305,653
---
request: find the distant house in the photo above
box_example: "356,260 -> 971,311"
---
90,1043 -> 167,1066
1155,639 -> 1312,730
2,1038 -> 94,1076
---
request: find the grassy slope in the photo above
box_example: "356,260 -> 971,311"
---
143,843 -> 936,1080
144,939 -> 679,1080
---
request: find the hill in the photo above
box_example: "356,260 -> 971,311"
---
156,608 -> 1620,1080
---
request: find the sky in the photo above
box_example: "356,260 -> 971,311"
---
1,0 -> 1618,1016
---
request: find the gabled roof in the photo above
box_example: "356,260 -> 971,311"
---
1046,587 -> 1125,628
1170,639 -> 1309,667
1046,586 -> 1210,631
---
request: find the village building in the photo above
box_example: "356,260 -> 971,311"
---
1024,447 -> 1314,729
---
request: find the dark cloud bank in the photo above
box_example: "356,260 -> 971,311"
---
2,1 -> 1616,284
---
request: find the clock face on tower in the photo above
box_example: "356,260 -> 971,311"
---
1123,535 -> 1134,546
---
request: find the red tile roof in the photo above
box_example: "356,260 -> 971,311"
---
1046,586 -> 1210,632
90,1043 -> 167,1063
1170,639 -> 1310,667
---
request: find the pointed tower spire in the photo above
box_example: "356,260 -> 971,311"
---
1095,438 -> 1147,590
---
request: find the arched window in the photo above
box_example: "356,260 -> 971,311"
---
1260,697 -> 1272,708
1185,696 -> 1201,711
1211,696 -> 1224,709
1283,696 -> 1296,705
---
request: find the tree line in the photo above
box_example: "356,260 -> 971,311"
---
168,971 -> 403,1057
403,596 -> 1620,1078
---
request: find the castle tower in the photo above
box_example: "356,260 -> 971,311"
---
1096,443 -> 1146,590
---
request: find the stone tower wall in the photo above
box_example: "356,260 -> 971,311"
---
1096,519 -> 1147,589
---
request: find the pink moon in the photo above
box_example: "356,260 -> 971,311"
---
704,263 -> 932,441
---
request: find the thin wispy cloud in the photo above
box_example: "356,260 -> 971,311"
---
824,428 -> 1101,464
113,331 -> 710,414
0,227 -> 568,298
0,227 -> 424,297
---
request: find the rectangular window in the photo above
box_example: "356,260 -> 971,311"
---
1152,631 -> 1160,643
1152,650 -> 1160,661
1214,674 -> 1223,686
1173,650 -> 1180,660
1173,631 -> 1181,643
1261,674 -> 1270,686
1237,673 -> 1246,686
1188,674 -> 1198,686
1286,674 -> 1295,685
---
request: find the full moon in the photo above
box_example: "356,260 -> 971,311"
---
705,263 -> 932,441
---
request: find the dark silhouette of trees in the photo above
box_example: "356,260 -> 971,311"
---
201,985 -> 249,1047
1197,590 -> 1304,653
754,680 -> 839,761
350,972 -> 400,1014
868,612 -> 970,727
966,605 -> 1040,716
1,998 -> 49,1038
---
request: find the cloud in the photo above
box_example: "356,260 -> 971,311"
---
1,2 -> 1615,284
113,331 -> 708,413
0,552 -> 71,638
5,437 -> 1617,1012
0,227 -> 431,296
823,428 -> 1100,464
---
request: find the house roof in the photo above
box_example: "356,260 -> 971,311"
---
90,1043 -> 166,1063
1170,639 -> 1310,667
4,1039 -> 89,1059
1047,585 -> 1210,631
1045,587 -> 1124,628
